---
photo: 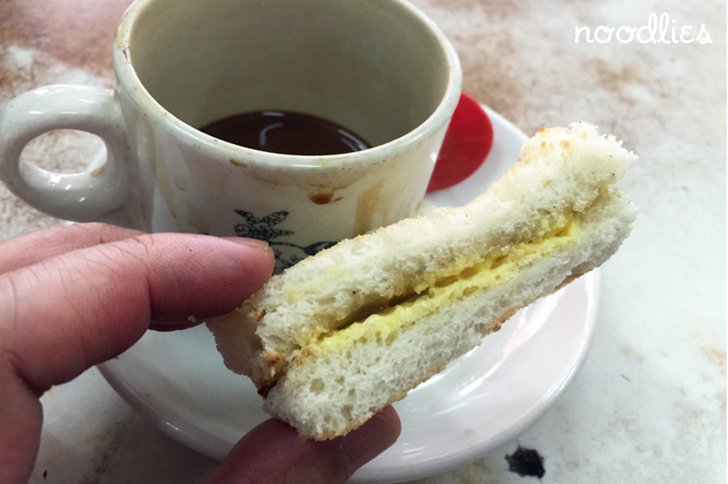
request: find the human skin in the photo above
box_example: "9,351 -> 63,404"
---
0,223 -> 400,483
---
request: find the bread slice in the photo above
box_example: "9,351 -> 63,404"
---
207,121 -> 637,440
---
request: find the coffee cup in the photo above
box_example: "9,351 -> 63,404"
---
0,0 -> 461,272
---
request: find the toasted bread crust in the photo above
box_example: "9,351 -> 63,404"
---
206,122 -> 636,440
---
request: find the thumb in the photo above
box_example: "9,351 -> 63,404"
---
207,407 -> 401,484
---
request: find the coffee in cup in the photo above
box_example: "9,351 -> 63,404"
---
0,0 -> 462,272
200,111 -> 370,156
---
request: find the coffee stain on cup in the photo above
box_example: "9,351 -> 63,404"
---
355,181 -> 387,234
90,163 -> 107,177
185,202 -> 210,235
173,174 -> 186,191
147,142 -> 177,219
309,191 -> 335,205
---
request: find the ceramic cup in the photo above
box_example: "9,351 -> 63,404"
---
0,0 -> 461,272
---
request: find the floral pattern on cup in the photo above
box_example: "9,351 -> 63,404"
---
234,209 -> 335,273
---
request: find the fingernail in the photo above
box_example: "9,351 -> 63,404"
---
149,321 -> 196,332
223,237 -> 271,250
150,315 -> 199,331
339,407 -> 401,473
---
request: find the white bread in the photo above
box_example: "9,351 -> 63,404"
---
207,122 -> 637,440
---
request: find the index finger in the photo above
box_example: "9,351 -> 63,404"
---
0,232 -> 273,393
0,223 -> 143,274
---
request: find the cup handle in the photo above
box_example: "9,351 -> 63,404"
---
0,85 -> 134,226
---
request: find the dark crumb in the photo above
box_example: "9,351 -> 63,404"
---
506,445 -> 545,479
42,470 -> 48,480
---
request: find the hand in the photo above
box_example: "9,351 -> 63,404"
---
0,223 -> 400,483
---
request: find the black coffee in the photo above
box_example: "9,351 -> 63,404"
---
200,110 -> 370,155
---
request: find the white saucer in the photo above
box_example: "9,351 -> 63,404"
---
98,106 -> 599,483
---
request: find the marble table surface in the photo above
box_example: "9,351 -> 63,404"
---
0,0 -> 725,482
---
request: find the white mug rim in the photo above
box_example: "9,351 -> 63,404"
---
112,0 -> 462,170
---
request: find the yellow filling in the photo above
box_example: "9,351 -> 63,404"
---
308,219 -> 582,355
